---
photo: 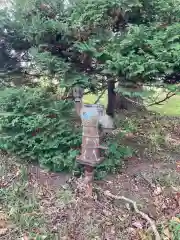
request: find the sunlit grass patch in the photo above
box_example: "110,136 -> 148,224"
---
149,95 -> 180,116
83,92 -> 107,105
83,90 -> 180,116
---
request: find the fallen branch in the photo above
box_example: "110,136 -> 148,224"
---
104,190 -> 161,240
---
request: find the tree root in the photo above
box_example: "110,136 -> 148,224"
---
103,190 -> 161,240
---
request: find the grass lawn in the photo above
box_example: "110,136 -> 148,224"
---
84,92 -> 180,116
149,95 -> 180,116
83,92 -> 108,106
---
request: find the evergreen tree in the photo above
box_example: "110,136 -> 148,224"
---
0,0 -> 180,107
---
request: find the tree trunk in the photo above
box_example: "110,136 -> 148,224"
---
116,84 -> 145,112
106,79 -> 116,117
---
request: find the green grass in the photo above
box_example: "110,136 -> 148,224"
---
84,92 -> 180,116
83,92 -> 107,105
149,95 -> 180,116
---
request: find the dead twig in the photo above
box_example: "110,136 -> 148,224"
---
103,190 -> 161,240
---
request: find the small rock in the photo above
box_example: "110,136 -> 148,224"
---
132,221 -> 143,229
106,181 -> 113,184
0,212 -> 7,221
103,209 -> 111,216
105,221 -> 113,226
125,133 -> 134,138
125,203 -> 131,211
128,227 -> 137,236
134,185 -> 139,192
22,235 -> 29,240
153,186 -> 162,196
0,228 -> 8,236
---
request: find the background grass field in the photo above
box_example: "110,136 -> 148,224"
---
84,91 -> 180,116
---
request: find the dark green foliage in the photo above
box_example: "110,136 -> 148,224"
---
1,0 -> 180,99
0,87 -> 81,171
95,141 -> 133,179
0,88 -> 131,176
169,217 -> 180,240
2,0 -> 180,89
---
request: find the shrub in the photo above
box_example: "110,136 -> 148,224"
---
95,141 -> 133,179
95,131 -> 133,179
169,217 -> 180,240
0,87 -> 81,171
0,87 -> 133,177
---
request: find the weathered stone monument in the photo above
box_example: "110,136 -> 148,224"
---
73,87 -> 114,195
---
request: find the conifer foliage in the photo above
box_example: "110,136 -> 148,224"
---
1,0 -> 180,89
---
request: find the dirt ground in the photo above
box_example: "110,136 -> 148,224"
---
0,113 -> 180,240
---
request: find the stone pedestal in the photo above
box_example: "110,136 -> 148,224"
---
76,104 -> 106,167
